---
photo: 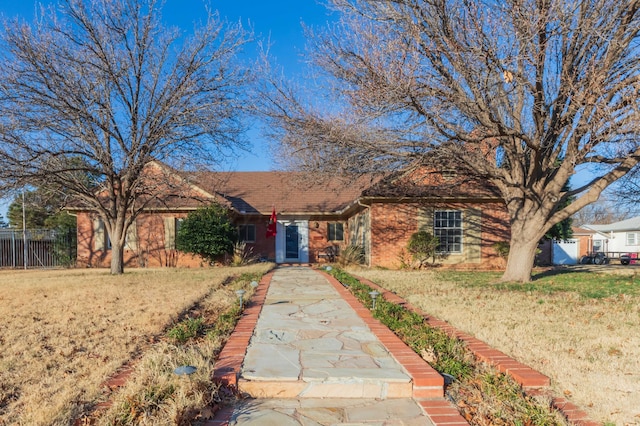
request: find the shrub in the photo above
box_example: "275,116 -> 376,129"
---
338,244 -> 365,266
406,231 -> 439,267
176,204 -> 236,263
493,241 -> 510,259
231,241 -> 257,266
167,316 -> 205,344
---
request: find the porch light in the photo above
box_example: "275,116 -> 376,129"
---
236,289 -> 246,309
369,291 -> 380,309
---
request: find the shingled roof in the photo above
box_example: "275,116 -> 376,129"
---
361,167 -> 501,199
66,161 -> 502,214
188,171 -> 376,215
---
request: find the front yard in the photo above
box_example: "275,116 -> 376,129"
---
0,264 -> 272,425
2,264 -> 638,425
346,266 -> 640,425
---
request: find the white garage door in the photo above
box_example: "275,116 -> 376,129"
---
553,239 -> 579,265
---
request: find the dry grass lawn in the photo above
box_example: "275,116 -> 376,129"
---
347,267 -> 640,426
0,264 -> 272,426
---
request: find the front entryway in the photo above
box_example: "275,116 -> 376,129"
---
275,220 -> 309,263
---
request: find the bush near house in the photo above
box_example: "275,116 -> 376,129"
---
406,230 -> 439,267
176,204 -> 237,264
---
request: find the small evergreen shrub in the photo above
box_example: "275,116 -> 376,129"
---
406,231 -> 439,267
493,241 -> 510,259
176,204 -> 237,263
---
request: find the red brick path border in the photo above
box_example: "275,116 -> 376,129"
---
209,267 -> 602,426
354,275 -> 602,426
319,270 -> 468,425
212,271 -> 274,388
209,271 -> 274,425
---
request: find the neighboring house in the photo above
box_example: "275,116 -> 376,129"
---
582,216 -> 640,261
541,226 -> 594,266
68,163 -> 511,269
571,226 -> 596,259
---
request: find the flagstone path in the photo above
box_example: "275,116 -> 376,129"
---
210,266 -> 468,425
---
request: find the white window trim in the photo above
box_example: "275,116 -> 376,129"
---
433,210 -> 463,254
627,232 -> 639,246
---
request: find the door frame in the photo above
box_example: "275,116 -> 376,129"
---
275,220 -> 309,263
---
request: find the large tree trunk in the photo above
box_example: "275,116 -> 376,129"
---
108,213 -> 126,275
501,210 -> 548,282
501,236 -> 540,282
110,240 -> 125,275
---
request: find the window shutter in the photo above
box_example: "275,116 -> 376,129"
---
417,207 -> 433,232
465,209 -> 482,263
94,218 -> 105,251
125,221 -> 137,251
164,217 -> 176,250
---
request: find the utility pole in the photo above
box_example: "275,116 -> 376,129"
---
22,190 -> 27,269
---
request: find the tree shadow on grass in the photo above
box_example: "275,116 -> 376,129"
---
531,266 -> 582,281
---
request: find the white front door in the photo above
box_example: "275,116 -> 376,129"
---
275,220 -> 309,263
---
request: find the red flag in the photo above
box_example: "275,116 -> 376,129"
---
266,207 -> 277,238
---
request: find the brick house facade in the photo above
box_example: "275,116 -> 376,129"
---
70,165 -> 510,269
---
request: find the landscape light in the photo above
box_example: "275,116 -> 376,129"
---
173,365 -> 197,376
236,289 -> 246,309
369,291 -> 380,309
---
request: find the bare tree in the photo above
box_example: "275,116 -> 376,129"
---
573,193 -> 636,226
0,0 -> 251,274
257,0 -> 640,282
608,165 -> 640,216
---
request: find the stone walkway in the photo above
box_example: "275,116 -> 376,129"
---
241,267 -> 412,399
209,266 -> 601,426
210,266 -> 469,425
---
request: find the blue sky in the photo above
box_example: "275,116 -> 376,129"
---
0,0 -> 336,219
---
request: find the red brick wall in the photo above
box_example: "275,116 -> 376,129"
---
479,204 -> 511,269
75,200 -> 509,270
369,201 -> 510,270
76,211 -> 282,268
370,203 -> 418,268
307,220 -> 349,263
234,219 -> 276,261
76,211 -> 206,268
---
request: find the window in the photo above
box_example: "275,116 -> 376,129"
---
328,222 -> 344,241
238,224 -> 256,243
592,239 -> 603,252
433,210 -> 462,253
442,170 -> 457,180
627,232 -> 639,246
